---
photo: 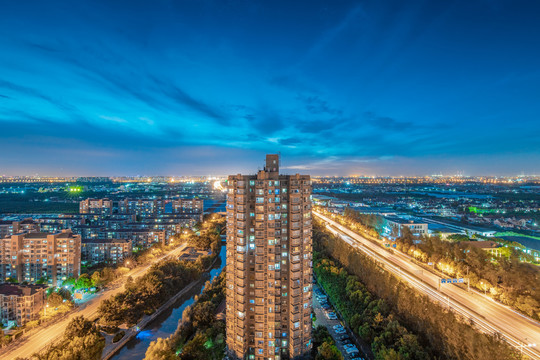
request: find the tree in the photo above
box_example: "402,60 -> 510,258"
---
91,271 -> 102,287
62,277 -> 76,287
60,332 -> 105,360
145,338 -> 176,360
75,274 -> 93,289
36,276 -> 49,285
64,316 -> 95,340
57,287 -> 72,301
178,333 -> 207,360
316,341 -> 343,360
191,301 -> 216,329
48,292 -> 64,307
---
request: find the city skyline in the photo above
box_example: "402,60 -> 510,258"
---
2,0 -> 540,176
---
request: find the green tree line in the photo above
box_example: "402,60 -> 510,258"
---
334,208 -> 540,321
393,228 -> 540,321
144,271 -> 226,360
314,244 -> 429,359
98,217 -> 224,327
312,325 -> 343,360
24,316 -> 105,360
314,222 -> 521,360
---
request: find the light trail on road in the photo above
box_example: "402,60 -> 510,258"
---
314,211 -> 540,360
2,243 -> 188,360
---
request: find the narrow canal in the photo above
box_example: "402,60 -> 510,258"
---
110,247 -> 226,360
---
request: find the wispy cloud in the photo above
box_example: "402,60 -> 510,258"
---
0,0 -> 538,175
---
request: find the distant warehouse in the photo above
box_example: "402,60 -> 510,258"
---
384,216 -> 428,237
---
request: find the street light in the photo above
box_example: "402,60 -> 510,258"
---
480,281 -> 487,295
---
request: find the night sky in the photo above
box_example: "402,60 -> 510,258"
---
1,0 -> 539,176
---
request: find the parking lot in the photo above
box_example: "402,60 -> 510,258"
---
313,283 -> 371,360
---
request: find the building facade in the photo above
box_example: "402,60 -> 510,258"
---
384,216 -> 428,237
99,229 -> 165,250
118,198 -> 165,216
0,284 -> 47,326
0,220 -> 20,239
79,198 -> 113,215
81,238 -> 132,265
171,198 -> 204,214
226,155 -> 313,360
0,230 -> 81,286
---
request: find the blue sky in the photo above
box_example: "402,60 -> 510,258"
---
1,0 -> 539,176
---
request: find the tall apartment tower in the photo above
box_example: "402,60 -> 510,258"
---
226,154 -> 313,360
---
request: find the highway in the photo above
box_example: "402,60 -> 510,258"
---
3,243 -> 188,360
314,211 -> 540,359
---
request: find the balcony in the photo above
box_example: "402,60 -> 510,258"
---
236,221 -> 246,228
255,272 -> 265,281
236,254 -> 245,262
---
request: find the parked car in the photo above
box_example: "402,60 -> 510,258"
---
326,313 -> 338,320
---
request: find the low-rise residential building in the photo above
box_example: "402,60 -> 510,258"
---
0,220 -> 20,238
72,224 -> 105,239
171,198 -> 204,214
39,222 -> 64,233
0,230 -> 81,286
79,198 -> 113,215
118,198 -> 165,216
99,229 -> 165,250
30,215 -> 86,230
0,284 -> 47,326
18,219 -> 39,233
81,238 -> 132,265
